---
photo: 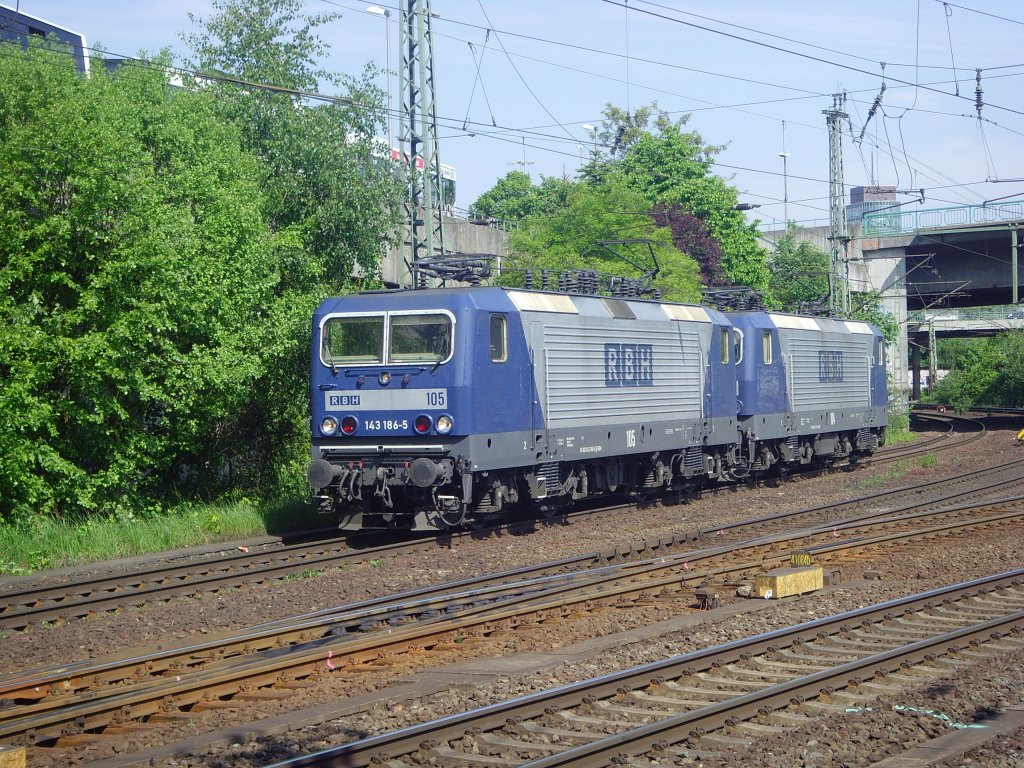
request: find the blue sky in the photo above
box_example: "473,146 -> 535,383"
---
15,1 -> 1024,228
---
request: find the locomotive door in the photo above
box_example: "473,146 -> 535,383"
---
526,320 -> 550,461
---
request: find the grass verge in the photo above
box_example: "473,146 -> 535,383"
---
0,495 -> 324,576
884,412 -> 915,445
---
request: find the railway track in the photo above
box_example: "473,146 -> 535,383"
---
3,490 -> 1023,751
5,457 -> 1024,708
875,411 -> 984,463
0,417 -> 996,631
889,410 -> 958,450
265,570 -> 1024,768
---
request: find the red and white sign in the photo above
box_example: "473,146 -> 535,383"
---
391,148 -> 425,169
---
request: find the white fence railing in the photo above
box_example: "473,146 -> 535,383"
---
863,200 -> 1024,236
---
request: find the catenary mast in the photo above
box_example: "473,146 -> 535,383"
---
825,93 -> 851,316
399,0 -> 446,287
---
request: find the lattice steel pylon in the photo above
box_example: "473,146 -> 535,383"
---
399,0 -> 446,288
824,93 -> 851,316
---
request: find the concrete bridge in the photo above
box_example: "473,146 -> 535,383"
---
770,200 -> 1024,406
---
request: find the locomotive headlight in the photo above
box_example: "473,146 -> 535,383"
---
378,371 -> 391,386
320,416 -> 339,436
435,414 -> 454,434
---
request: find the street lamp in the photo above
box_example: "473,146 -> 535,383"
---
508,137 -> 534,172
367,5 -> 392,150
778,151 -> 791,226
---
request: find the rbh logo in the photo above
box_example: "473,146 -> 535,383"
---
818,350 -> 844,382
329,394 -> 361,406
605,343 -> 654,387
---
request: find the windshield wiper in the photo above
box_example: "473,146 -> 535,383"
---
324,346 -> 338,376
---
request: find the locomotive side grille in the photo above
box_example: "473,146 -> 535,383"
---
788,338 -> 870,410
785,435 -> 800,452
539,319 -> 705,425
534,462 -> 561,496
856,427 -> 877,449
683,446 -> 704,474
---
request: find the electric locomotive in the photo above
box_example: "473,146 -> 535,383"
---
306,286 -> 888,531
727,311 -> 888,475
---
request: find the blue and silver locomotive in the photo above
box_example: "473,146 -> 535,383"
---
306,286 -> 888,531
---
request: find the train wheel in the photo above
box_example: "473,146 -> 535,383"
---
774,463 -> 791,486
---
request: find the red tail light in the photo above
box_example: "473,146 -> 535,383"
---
341,416 -> 358,435
414,414 -> 432,434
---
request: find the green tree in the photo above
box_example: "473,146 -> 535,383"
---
933,337 -> 982,370
988,333 -> 1024,406
0,46 -> 282,520
503,178 -> 702,302
769,230 -> 830,313
924,332 -> 1024,410
852,300 -> 900,344
470,172 -> 573,222
586,104 -> 771,295
183,0 -> 405,288
581,102 -> 666,171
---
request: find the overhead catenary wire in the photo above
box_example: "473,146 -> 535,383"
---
444,108 -> 992,213
443,111 -> 1003,215
462,31 -> 497,129
931,0 -> 1024,27
319,0 -> 1024,144
607,0 -> 1024,119
13,0 -> 1021,219
978,120 -> 998,181
434,47 -> 1015,210
474,0 -> 578,143
1,34 -> 1004,216
907,0 -> 921,111
942,2 -> 961,96
636,0 -> 1012,73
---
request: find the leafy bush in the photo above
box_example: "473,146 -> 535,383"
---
0,47 -> 299,520
1,50 -> 244,515
922,332 -> 1024,411
0,0 -> 408,526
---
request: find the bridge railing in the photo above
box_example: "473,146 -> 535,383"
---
907,305 -> 1024,323
863,200 -> 1024,236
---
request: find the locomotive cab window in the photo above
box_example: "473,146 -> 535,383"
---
719,328 -> 730,364
762,331 -> 773,364
323,315 -> 384,364
321,312 -> 452,367
489,314 -> 507,362
732,328 -> 744,364
389,314 -> 452,363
